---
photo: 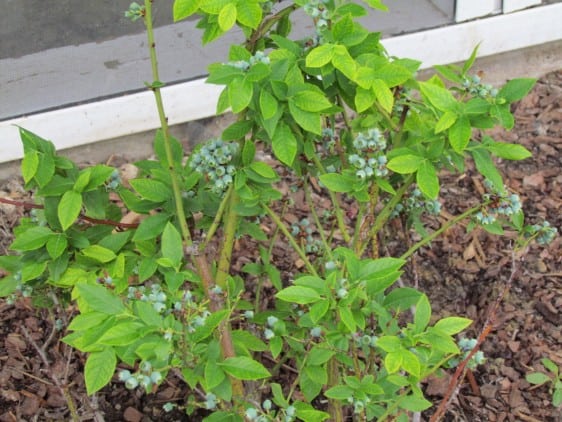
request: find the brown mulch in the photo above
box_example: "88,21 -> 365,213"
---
0,71 -> 560,421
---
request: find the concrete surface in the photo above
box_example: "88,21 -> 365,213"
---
1,39 -> 560,182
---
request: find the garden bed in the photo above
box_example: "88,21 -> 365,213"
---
0,70 -> 560,421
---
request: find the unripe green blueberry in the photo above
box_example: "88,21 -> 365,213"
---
125,377 -> 139,389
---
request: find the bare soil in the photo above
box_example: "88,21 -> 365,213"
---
0,70 -> 560,421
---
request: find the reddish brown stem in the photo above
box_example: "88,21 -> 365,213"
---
430,256 -> 519,422
0,197 -> 139,229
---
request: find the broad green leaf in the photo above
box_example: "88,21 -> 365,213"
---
58,190 -> 82,231
236,0 -> 262,29
399,349 -> 421,378
222,120 -> 253,140
420,81 -> 457,112
300,370 -> 323,402
173,0 -> 200,21
82,245 -> 116,263
484,140 -> 532,160
306,44 -> 335,68
10,226 -> 53,251
448,115 -> 471,152
75,282 -> 125,315
364,0 -> 389,11
372,63 -> 412,87
21,150 -> 39,184
324,385 -> 354,400
288,102 -> 322,135
129,179 -> 172,202
309,300 -> 329,323
498,78 -> 536,102
435,111 -> 457,133
434,316 -> 472,335
21,261 -> 47,283
272,123 -> 297,166
98,321 -> 147,346
387,154 -> 422,174
219,357 -> 270,380
308,347 -> 335,366
377,336 -> 402,353
73,170 -> 91,193
414,294 -> 432,332
276,286 -> 322,304
67,312 -> 109,331
372,79 -> 393,113
355,86 -> 376,112
339,306 -> 356,332
259,89 -> 278,120
133,213 -> 170,242
292,90 -> 332,112
332,45 -> 357,80
525,372 -> 551,385
398,395 -> 432,412
416,161 -> 439,199
218,3 -> 236,31
229,77 -> 253,113
385,351 -> 402,374
471,148 -> 503,192
161,222 -> 183,268
134,300 -> 163,327
85,348 -> 116,395
205,360 -> 226,390
541,358 -> 558,376
319,173 -> 355,193
249,161 -> 277,179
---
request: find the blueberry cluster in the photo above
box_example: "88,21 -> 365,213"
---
316,127 -> 336,151
346,396 -> 373,415
127,284 -> 167,313
106,169 -> 121,190
226,51 -> 270,71
462,75 -> 498,99
349,129 -> 389,180
291,218 -> 323,254
475,188 -> 522,226
244,400 -> 273,422
447,338 -> 486,369
529,221 -> 558,245
391,187 -> 442,218
189,139 -> 238,195
352,332 -> 379,348
303,0 -> 331,32
263,315 -> 279,340
204,393 -> 218,410
119,360 -> 163,392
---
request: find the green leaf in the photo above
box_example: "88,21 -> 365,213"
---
222,120 -> 253,140
398,395 -> 432,412
82,245 -> 117,263
420,81 -> 457,112
416,161 -> 439,199
85,348 -> 116,395
173,0 -> 201,21
385,352 -> 402,374
525,372 -> 551,385
10,226 -> 53,251
387,154 -> 422,174
414,294 -> 432,332
229,77 -> 254,113
58,190 -> 82,231
219,357 -> 270,380
129,179 -> 172,203
276,286 -> 322,304
332,45 -> 357,80
236,0 -> 262,29
324,385 -> 354,400
364,0 -> 389,11
372,79 -> 393,113
435,111 -> 458,133
308,347 -> 335,366
288,102 -> 322,135
205,360 -> 226,390
218,3 -> 236,31
272,123 -> 297,166
98,321 -> 147,346
434,316 -> 472,335
161,222 -> 183,269
75,283 -> 125,315
21,150 -> 39,184
259,89 -> 278,120
399,349 -> 421,378
249,161 -> 277,179
339,307 -> 356,332
355,87 -> 376,112
319,173 -> 355,193
484,140 -> 532,160
306,44 -> 335,68
448,115 -> 472,152
498,78 -> 536,102
133,213 -> 170,242
541,358 -> 558,376
292,90 -> 332,112
300,370 -> 323,402
377,336 -> 402,352
471,148 -> 503,192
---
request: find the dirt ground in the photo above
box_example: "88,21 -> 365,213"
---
0,70 -> 560,421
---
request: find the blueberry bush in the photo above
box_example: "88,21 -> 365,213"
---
0,0 -> 557,420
